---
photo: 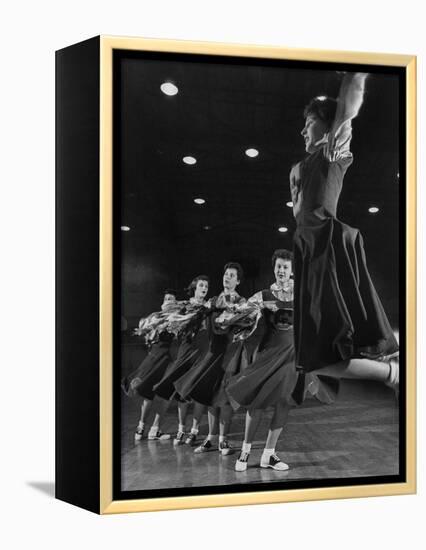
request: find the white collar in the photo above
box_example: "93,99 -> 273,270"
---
190,297 -> 205,305
219,290 -> 240,300
270,280 -> 293,292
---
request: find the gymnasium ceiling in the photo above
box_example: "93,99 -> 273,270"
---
116,51 -> 401,305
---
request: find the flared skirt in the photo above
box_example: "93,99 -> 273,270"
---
153,342 -> 203,401
121,344 -> 172,400
174,341 -> 246,407
293,218 -> 399,372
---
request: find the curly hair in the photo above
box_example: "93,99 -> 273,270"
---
223,262 -> 244,282
186,275 -> 210,297
303,96 -> 337,128
163,288 -> 177,298
271,249 -> 293,268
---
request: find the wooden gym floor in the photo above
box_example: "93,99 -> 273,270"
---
120,380 -> 400,492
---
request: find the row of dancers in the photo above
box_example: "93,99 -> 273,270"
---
122,70 -> 400,473
123,253 -> 321,471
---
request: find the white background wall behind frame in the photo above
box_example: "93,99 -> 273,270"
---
1,0 -> 422,548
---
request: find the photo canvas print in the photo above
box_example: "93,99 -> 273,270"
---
115,50 -> 403,499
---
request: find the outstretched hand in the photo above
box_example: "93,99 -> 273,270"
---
263,300 -> 279,312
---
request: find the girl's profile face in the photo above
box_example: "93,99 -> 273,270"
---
274,258 -> 292,284
223,268 -> 239,292
301,114 -> 328,153
161,293 -> 176,310
194,279 -> 209,300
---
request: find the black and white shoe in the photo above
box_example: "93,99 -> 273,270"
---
235,451 -> 250,472
173,431 -> 186,446
134,425 -> 144,441
148,429 -> 171,441
185,432 -> 197,446
194,439 -> 216,454
260,454 -> 289,471
219,440 -> 234,456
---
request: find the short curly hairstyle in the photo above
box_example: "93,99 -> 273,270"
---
223,262 -> 244,282
163,288 -> 177,298
271,249 -> 293,269
186,275 -> 210,297
303,96 -> 337,128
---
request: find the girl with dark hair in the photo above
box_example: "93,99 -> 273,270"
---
227,249 -> 334,471
290,73 -> 399,390
121,289 -> 178,441
174,262 -> 246,456
154,275 -> 210,446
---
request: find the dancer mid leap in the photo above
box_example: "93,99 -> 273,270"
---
290,72 -> 399,389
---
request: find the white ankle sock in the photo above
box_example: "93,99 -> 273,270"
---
178,424 -> 185,433
149,425 -> 159,435
262,448 -> 274,460
138,421 -> 145,430
190,428 -> 199,435
207,434 -> 218,442
219,435 -> 227,443
387,358 -> 399,384
241,442 -> 252,453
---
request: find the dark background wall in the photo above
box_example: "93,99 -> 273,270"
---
116,53 -> 400,331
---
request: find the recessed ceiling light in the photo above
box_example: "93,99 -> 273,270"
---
368,207 -> 379,214
183,156 -> 197,165
286,201 -> 293,207
245,148 -> 259,158
203,225 -> 211,230
397,172 -> 400,178
278,226 -> 288,233
121,226 -> 130,231
160,82 -> 178,96
194,198 -> 206,205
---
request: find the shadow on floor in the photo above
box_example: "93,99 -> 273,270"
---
26,481 -> 55,498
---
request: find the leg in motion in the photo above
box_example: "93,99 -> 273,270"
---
185,401 -> 205,445
148,397 -> 171,440
219,404 -> 234,456
194,406 -> 219,453
312,356 -> 399,389
235,409 -> 262,472
174,401 -> 189,446
260,402 -> 291,471
134,398 -> 152,441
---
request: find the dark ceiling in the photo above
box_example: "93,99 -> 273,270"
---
115,51 -> 401,324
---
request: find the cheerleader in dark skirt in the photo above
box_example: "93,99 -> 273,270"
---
174,262 -> 246,456
121,289 -> 178,441
153,275 -> 210,446
228,249 -> 334,471
290,72 -> 399,390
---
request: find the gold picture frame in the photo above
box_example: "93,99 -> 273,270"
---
56,35 -> 416,514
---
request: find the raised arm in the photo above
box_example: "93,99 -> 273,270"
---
331,73 -> 368,133
325,72 -> 368,160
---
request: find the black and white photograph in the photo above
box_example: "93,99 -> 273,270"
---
5,0 -> 424,543
116,51 -> 403,496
